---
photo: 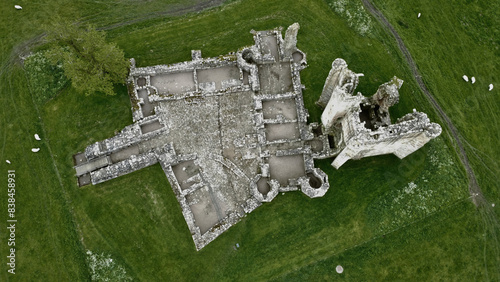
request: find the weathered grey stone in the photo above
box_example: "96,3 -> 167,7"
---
73,23 -> 438,251
283,23 -> 300,58
319,59 -> 441,169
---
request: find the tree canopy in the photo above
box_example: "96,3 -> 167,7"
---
46,22 -> 129,96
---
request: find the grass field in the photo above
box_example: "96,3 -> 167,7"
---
0,0 -> 498,280
372,0 -> 500,218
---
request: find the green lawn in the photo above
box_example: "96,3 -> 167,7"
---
372,0 -> 500,221
0,0 -> 498,280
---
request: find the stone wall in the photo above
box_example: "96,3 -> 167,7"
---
318,59 -> 441,169
73,24 -> 440,251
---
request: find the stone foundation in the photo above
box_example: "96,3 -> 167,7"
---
73,24 -> 439,250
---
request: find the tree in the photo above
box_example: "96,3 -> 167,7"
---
46,22 -> 129,96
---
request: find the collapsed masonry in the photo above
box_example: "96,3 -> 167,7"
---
73,23 -> 440,250
317,58 -> 442,168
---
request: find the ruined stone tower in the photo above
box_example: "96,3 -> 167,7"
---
317,58 -> 441,169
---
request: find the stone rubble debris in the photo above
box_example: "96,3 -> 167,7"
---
318,58 -> 441,168
73,23 -> 440,250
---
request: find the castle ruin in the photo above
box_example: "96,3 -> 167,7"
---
73,23 -> 441,250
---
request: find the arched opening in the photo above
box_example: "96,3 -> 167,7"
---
137,77 -> 146,87
307,173 -> 322,188
257,177 -> 271,195
242,49 -> 255,64
292,51 -> 303,63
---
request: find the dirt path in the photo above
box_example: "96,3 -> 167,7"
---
99,0 -> 226,31
362,2 -> 500,277
361,0 -> 486,207
7,0 -> 226,62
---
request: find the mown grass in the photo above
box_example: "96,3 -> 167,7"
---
0,67 -> 88,280
369,0 -> 500,274
371,0 -> 500,209
277,200 -> 487,281
0,0 -> 497,280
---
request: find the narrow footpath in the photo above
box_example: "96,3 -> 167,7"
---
361,0 -> 485,207
361,1 -> 500,278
